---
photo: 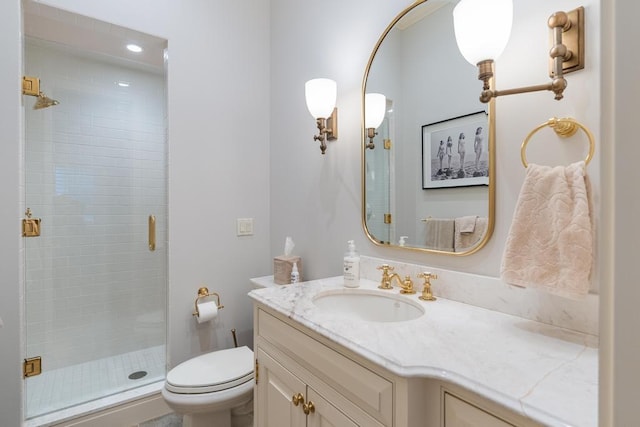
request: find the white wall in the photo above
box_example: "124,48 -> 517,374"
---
599,0 -> 640,424
0,0 -> 271,423
0,2 -> 24,425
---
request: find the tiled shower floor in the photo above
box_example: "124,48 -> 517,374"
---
26,345 -> 166,420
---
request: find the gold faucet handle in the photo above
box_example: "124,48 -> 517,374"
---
418,272 -> 438,281
377,264 -> 394,274
377,264 -> 395,290
418,272 -> 438,301
399,275 -> 416,294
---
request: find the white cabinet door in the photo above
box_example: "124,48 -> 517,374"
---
256,347 -> 307,427
444,393 -> 514,427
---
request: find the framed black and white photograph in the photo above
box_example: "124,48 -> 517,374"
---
422,111 -> 489,189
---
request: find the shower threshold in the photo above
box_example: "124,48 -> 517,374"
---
25,345 -> 166,426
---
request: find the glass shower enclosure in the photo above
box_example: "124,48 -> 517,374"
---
23,3 -> 168,420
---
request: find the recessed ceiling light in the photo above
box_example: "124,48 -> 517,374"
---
117,81 -> 130,87
126,44 -> 143,53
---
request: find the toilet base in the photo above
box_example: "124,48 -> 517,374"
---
181,398 -> 253,427
183,409 -> 230,427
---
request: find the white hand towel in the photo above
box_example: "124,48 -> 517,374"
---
454,217 -> 488,252
500,161 -> 593,298
424,218 -> 455,251
457,215 -> 478,233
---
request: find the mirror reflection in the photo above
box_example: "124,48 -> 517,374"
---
363,0 -> 494,254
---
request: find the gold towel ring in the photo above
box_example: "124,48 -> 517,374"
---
521,117 -> 595,168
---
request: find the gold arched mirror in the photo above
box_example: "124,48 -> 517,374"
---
362,0 -> 495,255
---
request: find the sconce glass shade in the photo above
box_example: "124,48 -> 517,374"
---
453,0 -> 513,66
305,78 -> 337,119
364,93 -> 386,129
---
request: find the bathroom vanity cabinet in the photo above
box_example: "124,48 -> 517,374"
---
253,305 -> 541,427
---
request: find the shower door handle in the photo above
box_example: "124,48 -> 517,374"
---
148,215 -> 156,251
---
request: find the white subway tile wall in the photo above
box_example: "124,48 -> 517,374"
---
24,38 -> 167,382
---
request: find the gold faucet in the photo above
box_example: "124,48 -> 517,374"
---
418,272 -> 438,301
377,264 -> 395,289
377,265 -> 416,294
399,275 -> 416,294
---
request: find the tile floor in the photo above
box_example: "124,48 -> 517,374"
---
26,345 -> 166,419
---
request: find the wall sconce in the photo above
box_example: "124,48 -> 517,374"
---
305,78 -> 338,155
364,93 -> 386,150
453,0 -> 584,103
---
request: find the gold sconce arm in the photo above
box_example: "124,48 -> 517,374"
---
365,128 -> 377,150
477,7 -> 584,103
313,108 -> 338,154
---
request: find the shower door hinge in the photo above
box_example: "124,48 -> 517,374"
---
24,356 -> 42,378
255,359 -> 259,385
384,213 -> 392,224
22,208 -> 41,237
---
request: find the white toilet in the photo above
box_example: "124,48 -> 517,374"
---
162,345 -> 254,427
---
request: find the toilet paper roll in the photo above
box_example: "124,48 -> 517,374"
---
195,300 -> 218,324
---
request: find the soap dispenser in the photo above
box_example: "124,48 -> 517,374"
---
291,261 -> 300,284
343,240 -> 360,288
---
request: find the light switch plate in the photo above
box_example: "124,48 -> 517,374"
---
236,218 -> 254,236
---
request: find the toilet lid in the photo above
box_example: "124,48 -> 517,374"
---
166,346 -> 254,394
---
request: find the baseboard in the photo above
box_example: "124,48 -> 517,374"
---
51,392 -> 172,427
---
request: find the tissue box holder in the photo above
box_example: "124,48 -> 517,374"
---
273,256 -> 302,285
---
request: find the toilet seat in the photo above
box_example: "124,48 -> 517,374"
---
166,346 -> 254,394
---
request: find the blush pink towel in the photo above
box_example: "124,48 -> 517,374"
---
500,161 -> 593,298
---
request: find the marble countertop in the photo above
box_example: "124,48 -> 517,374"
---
248,276 -> 598,427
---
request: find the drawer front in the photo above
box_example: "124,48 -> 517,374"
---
444,393 -> 515,427
257,309 -> 393,425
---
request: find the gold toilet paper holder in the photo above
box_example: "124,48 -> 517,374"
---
192,287 -> 224,317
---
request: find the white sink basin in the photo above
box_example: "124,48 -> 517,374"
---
312,289 -> 425,322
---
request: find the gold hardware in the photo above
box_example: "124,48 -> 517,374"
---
377,264 -> 395,289
22,76 -> 59,109
399,275 -> 416,295
549,7 -> 585,77
384,213 -> 392,224
303,401 -> 315,415
255,359 -> 259,385
192,287 -> 224,317
521,117 -> 595,168
384,139 -> 392,150
313,108 -> 338,155
365,127 -> 376,150
292,393 -> 304,406
22,208 -> 41,237
24,356 -> 42,378
418,272 -> 438,301
377,265 -> 412,292
22,76 -> 40,96
472,8 -> 585,103
148,215 -> 156,251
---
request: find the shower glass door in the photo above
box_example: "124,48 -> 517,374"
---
23,5 -> 168,419
365,103 -> 395,244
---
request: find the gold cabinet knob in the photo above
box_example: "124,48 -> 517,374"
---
303,401 -> 315,415
292,393 -> 304,406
